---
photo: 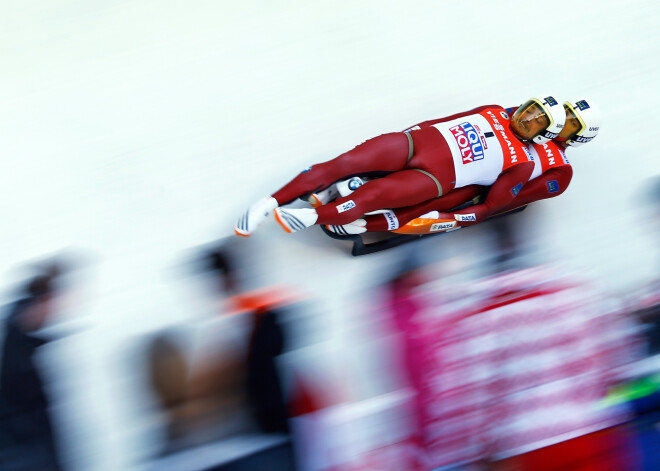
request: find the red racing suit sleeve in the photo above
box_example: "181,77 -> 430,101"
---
446,161 -> 535,226
362,159 -> 570,232
496,165 -> 573,213
403,105 -> 502,131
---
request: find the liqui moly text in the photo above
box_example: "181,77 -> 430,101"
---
449,122 -> 485,164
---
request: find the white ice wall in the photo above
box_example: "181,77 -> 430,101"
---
1,1 -> 659,470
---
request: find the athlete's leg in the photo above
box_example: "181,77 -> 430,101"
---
271,132 -> 410,205
273,171 -> 439,233
405,126 -> 457,198
236,132 -> 410,237
363,185 -> 481,232
314,170 -> 440,226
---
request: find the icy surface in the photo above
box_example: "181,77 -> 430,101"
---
0,1 -> 659,470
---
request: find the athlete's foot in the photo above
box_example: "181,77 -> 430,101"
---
274,207 -> 319,233
326,219 -> 367,235
234,196 -> 278,237
305,185 -> 339,208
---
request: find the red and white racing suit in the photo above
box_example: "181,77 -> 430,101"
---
363,139 -> 573,231
271,105 -> 534,226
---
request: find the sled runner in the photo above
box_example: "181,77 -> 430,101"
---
322,200 -> 528,256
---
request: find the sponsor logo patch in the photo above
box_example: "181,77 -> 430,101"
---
448,122 -> 485,164
541,130 -> 559,140
544,96 -> 558,107
546,180 -> 559,193
382,210 -> 399,230
486,110 -> 519,164
455,213 -> 476,222
511,183 -> 523,197
348,177 -> 364,191
336,200 -> 356,213
523,146 -> 534,161
560,150 -> 569,164
500,111 -> 509,120
575,100 -> 590,111
430,221 -> 456,232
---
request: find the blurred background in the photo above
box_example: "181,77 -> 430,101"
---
0,1 -> 658,470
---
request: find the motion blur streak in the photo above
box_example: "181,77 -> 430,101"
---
0,1 -> 658,471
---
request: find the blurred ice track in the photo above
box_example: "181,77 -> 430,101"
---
0,1 -> 659,470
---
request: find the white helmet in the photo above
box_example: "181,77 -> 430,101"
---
556,98 -> 601,147
510,95 -> 566,144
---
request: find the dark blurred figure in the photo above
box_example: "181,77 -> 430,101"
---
204,247 -> 289,434
633,298 -> 660,356
146,241 -> 295,469
0,262 -> 66,471
632,176 -> 660,354
490,216 -> 518,270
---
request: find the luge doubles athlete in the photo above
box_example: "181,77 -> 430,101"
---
328,98 -> 601,234
235,96 -> 566,237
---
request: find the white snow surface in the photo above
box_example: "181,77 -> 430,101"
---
0,1 -> 659,470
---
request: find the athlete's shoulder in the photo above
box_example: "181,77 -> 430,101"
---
472,104 -> 508,117
532,141 -> 571,168
408,104 -> 505,131
553,143 -> 571,166
478,106 -> 515,125
472,104 -> 504,112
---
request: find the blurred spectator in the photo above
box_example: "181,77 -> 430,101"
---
631,176 -> 660,354
204,245 -> 289,434
374,220 -> 642,470
384,255 -> 428,442
632,296 -> 660,356
145,241 -> 294,466
0,262 -> 66,471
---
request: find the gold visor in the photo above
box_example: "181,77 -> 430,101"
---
557,103 -> 585,142
511,100 -> 550,141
